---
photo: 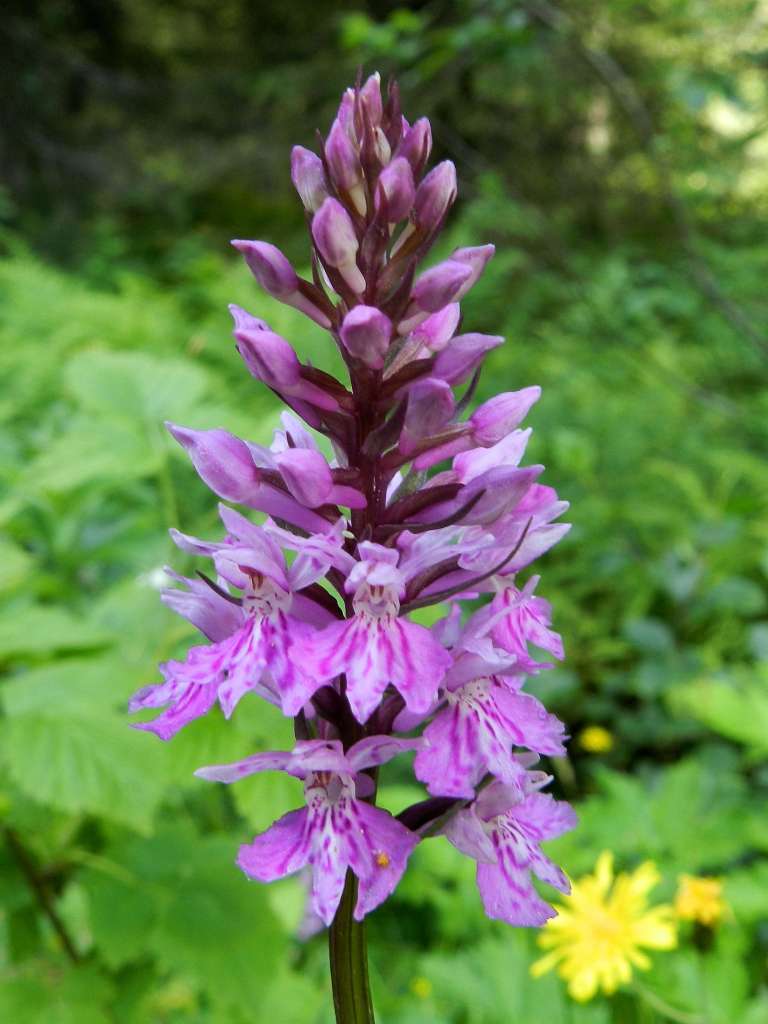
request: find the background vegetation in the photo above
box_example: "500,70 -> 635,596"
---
1,1 -> 767,1021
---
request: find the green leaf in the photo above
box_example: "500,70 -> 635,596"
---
668,667 -> 768,754
725,860 -> 768,923
20,417 -> 158,493
82,826 -> 288,1013
0,698 -> 168,832
0,538 -> 32,595
63,349 -> 208,423
1,657 -> 131,716
81,870 -> 154,969
0,964 -> 113,1024
0,605 -> 111,659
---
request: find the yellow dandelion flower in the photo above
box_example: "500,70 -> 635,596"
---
531,851 -> 677,1002
674,874 -> 726,927
578,725 -> 614,753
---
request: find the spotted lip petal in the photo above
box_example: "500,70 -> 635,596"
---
300,614 -> 452,723
129,606 -> 314,736
414,677 -> 566,798
235,767 -> 418,926
445,783 -> 577,927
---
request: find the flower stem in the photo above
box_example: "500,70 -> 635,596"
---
329,871 -> 375,1024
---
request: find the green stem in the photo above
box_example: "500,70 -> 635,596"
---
329,872 -> 375,1024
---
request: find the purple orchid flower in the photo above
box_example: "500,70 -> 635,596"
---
298,541 -> 453,723
196,737 -> 420,925
131,74 -> 578,1018
129,508 -> 348,735
444,779 -> 578,926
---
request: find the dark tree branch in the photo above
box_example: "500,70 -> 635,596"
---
4,827 -> 81,963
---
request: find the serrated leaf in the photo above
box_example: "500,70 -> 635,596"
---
1,710 -> 168,832
1,657 -> 131,716
81,871 -> 154,969
82,826 -> 288,1012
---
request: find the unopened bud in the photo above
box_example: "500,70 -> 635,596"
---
360,72 -> 383,126
450,244 -> 495,301
340,306 -> 392,369
312,198 -> 365,294
166,423 -> 260,504
326,117 -> 361,194
400,377 -> 456,454
291,146 -> 329,213
232,240 -> 332,329
470,387 -> 541,445
398,261 -> 471,335
232,239 -> 298,296
410,303 -> 460,353
376,157 -> 416,222
414,160 -> 457,229
432,333 -> 504,385
276,448 -> 366,509
228,303 -> 269,333
397,117 -> 432,175
235,326 -> 339,412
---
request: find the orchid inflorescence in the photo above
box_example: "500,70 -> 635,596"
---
129,72 -> 576,940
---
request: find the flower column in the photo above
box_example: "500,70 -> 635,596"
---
131,72 -> 576,1024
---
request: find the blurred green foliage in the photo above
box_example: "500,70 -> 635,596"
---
2,1 -> 768,1022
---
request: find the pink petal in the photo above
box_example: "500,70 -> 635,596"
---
238,808 -> 312,882
129,679 -> 217,741
443,807 -> 496,863
346,735 -> 421,772
476,861 -> 556,926
351,803 -> 418,920
195,750 -> 294,782
305,616 -> 451,723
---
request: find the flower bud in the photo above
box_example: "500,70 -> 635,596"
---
411,260 -> 472,313
165,423 -> 331,534
376,156 -> 415,222
414,160 -> 457,230
397,261 -> 471,336
312,198 -> 365,294
336,89 -> 356,138
291,146 -> 329,213
397,116 -> 432,174
228,303 -> 269,333
325,116 -> 365,213
340,305 -> 392,369
166,423 -> 261,504
450,244 -> 495,301
453,429 -> 532,481
235,326 -> 340,412
470,387 -> 541,445
232,239 -> 332,329
360,72 -> 383,127
432,333 -> 504,385
400,377 -> 456,454
232,239 -> 297,296
410,303 -> 460,353
275,448 -> 366,509
374,127 -> 391,165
